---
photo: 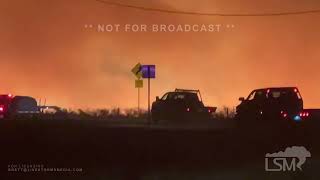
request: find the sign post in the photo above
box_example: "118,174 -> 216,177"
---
141,65 -> 156,124
132,63 -> 143,116
131,63 -> 155,124
135,79 -> 143,115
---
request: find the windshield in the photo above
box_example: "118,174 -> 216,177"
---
267,89 -> 301,100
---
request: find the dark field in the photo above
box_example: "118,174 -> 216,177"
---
0,118 -> 319,179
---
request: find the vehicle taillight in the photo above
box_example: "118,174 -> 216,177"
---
186,107 -> 190,112
281,111 -> 287,118
299,111 -> 309,117
283,113 -> 288,118
207,107 -> 216,113
0,106 -> 4,112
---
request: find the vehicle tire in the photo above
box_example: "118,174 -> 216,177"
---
152,112 -> 160,124
235,113 -> 259,130
235,115 -> 246,130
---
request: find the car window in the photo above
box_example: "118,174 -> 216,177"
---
255,90 -> 265,97
268,89 -> 300,100
174,94 -> 186,100
166,93 -> 176,100
247,91 -> 256,100
254,90 -> 266,99
188,93 -> 200,101
296,91 -> 302,99
253,90 -> 266,101
161,93 -> 169,100
270,91 -> 281,99
247,90 -> 266,101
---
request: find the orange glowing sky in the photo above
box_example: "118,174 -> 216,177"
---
1,0 -> 320,109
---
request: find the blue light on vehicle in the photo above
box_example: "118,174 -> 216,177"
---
294,115 -> 302,122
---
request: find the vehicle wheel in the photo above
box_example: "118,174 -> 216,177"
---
235,113 -> 258,130
152,113 -> 160,124
235,116 -> 247,130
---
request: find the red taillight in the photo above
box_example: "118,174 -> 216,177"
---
281,111 -> 287,118
299,111 -> 309,117
186,108 -> 190,112
8,94 -> 13,98
0,106 -> 4,112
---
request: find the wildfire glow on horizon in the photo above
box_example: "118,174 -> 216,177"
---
1,0 -> 320,109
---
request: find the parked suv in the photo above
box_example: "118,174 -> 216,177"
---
235,87 -> 305,123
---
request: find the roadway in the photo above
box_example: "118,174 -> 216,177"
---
0,118 -> 319,179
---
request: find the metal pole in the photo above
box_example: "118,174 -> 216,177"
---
148,66 -> 151,124
138,87 -> 140,117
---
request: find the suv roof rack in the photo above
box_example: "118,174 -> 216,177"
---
175,89 -> 200,93
174,89 -> 203,102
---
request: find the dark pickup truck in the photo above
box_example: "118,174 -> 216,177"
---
151,89 -> 216,123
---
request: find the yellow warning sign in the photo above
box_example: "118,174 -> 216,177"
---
135,79 -> 143,88
131,63 -> 142,79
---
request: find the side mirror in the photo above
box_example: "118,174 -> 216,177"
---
239,97 -> 245,101
156,96 -> 160,101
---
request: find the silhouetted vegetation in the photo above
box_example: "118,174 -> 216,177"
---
39,108 -> 149,124
214,106 -> 236,120
37,107 -> 237,124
